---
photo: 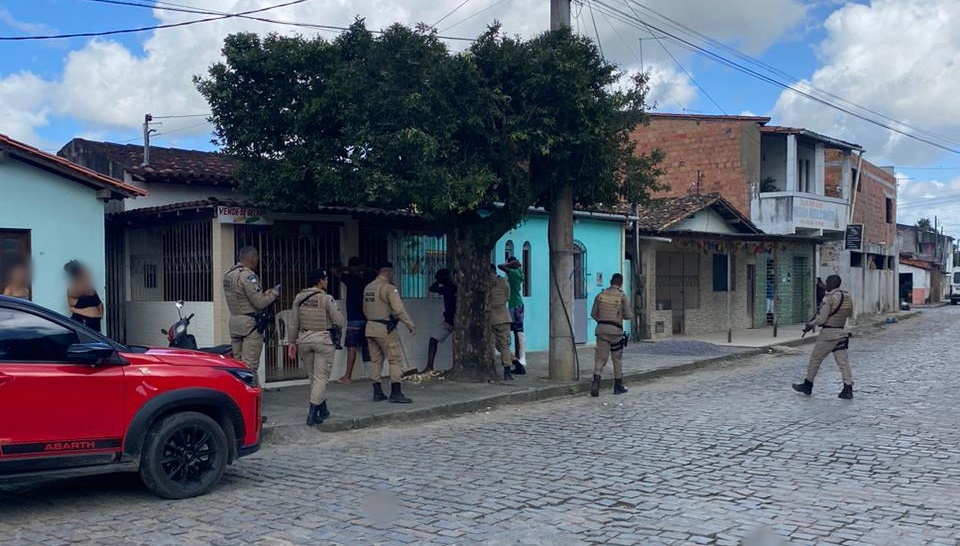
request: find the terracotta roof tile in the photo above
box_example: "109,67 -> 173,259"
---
634,192 -> 761,234
0,134 -> 146,199
59,138 -> 239,185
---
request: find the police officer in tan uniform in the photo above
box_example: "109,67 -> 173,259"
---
590,273 -> 634,397
223,246 -> 278,370
793,274 -> 855,399
288,269 -> 345,426
363,261 -> 416,403
489,265 -> 515,381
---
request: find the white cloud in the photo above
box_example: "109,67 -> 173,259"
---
897,174 -> 960,236
772,0 -> 960,166
0,7 -> 55,35
0,72 -> 53,145
41,0 -> 803,139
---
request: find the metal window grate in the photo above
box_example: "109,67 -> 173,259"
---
161,221 -> 213,302
359,228 -> 447,299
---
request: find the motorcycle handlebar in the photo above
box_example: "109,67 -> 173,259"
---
186,313 -> 195,322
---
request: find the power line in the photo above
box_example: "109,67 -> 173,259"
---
617,1 -> 725,114
153,120 -> 212,139
589,0 -> 960,156
152,113 -> 210,120
585,1 -> 605,60
431,0 -> 474,29
621,0 -> 960,151
441,0 -> 512,33
2,0 -> 313,41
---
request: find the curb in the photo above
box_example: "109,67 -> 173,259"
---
261,312 -> 920,441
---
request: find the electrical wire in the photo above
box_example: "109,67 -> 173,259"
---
441,0 -> 512,33
44,0 -> 474,43
621,0 -> 960,151
620,3 -> 726,115
152,113 -> 209,120
585,0 -> 604,60
153,120 -> 212,139
589,0 -> 960,156
1,0 -> 313,41
431,0 -> 474,29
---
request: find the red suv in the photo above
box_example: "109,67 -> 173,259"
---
0,295 -> 261,499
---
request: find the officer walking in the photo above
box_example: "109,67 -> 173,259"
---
363,261 -> 416,403
489,265 -> 515,380
590,273 -> 634,397
288,269 -> 345,427
793,274 -> 855,399
223,246 -> 279,370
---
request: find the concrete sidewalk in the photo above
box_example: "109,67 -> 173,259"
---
261,311 -> 918,442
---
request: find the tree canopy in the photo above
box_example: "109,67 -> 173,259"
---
197,21 -> 664,379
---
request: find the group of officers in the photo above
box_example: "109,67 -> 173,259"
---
224,245 -> 857,428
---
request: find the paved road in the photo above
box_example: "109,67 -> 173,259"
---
2,307 -> 959,546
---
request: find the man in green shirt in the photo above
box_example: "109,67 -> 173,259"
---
498,257 -> 526,375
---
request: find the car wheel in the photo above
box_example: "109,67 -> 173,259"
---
139,411 -> 228,499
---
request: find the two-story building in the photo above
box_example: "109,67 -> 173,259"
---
897,223 -> 954,304
630,113 -> 898,335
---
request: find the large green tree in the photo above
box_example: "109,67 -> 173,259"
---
196,21 -> 663,381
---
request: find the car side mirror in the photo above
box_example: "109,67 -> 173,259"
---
67,342 -> 118,365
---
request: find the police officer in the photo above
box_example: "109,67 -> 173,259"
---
288,269 -> 345,426
363,261 -> 415,403
223,246 -> 278,370
590,273 -> 634,397
793,274 -> 855,399
489,265 -> 515,381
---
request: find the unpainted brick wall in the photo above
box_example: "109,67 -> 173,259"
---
825,151 -> 897,247
631,116 -> 763,216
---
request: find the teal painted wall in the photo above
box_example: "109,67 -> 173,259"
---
494,216 -> 626,352
0,160 -> 107,316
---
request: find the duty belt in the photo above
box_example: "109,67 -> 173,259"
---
598,320 -> 623,329
821,325 -> 843,329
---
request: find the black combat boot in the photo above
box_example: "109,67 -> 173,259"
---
389,382 -> 413,404
372,382 -> 387,402
503,367 -> 514,381
512,360 -> 526,375
306,404 -> 320,426
613,378 -> 628,395
317,400 -> 330,421
591,374 -> 601,397
792,379 -> 813,396
838,384 -> 853,400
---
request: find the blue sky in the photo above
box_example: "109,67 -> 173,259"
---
2,0 -> 959,234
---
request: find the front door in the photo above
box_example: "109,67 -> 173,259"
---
572,242 -> 588,344
747,265 -> 756,326
0,306 -> 123,469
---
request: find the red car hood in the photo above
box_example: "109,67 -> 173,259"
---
129,347 -> 243,368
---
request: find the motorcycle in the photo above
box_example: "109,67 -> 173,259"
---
161,301 -> 234,356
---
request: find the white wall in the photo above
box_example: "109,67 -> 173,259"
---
125,301 -> 216,347
124,183 -> 240,211
900,264 -> 930,289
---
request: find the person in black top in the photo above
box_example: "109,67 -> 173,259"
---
816,277 -> 827,309
421,268 -> 457,374
332,257 -> 376,383
64,260 -> 103,333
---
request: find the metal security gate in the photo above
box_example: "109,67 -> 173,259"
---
791,256 -> 811,324
573,241 -> 588,344
104,223 -> 126,342
235,222 -> 342,382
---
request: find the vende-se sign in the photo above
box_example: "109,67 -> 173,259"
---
217,206 -> 272,225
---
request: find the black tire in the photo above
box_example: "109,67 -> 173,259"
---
139,411 -> 229,499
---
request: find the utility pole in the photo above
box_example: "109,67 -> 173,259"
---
548,0 -> 575,381
142,113 -> 154,166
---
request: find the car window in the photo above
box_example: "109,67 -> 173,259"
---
0,307 -> 80,362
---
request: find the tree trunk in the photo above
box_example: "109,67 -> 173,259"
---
449,226 -> 498,382
548,183 -> 576,380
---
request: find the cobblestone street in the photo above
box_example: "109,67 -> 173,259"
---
2,307 -> 959,546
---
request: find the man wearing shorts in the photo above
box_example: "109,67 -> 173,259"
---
498,257 -> 526,375
421,268 -> 457,374
333,257 -> 375,383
